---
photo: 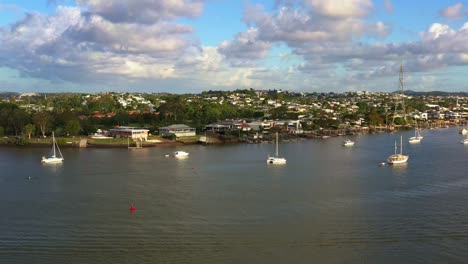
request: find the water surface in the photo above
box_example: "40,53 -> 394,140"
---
1,128 -> 467,263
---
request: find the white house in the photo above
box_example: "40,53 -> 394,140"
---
110,126 -> 149,140
420,112 -> 428,120
159,124 -> 196,138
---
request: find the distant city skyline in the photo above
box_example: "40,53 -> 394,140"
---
1,0 -> 468,93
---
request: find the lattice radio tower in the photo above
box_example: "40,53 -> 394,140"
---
392,63 -> 407,125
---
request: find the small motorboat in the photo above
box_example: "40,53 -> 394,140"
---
342,139 -> 355,147
174,151 -> 189,158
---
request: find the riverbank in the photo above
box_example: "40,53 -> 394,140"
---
0,136 -> 188,148
0,123 -> 465,148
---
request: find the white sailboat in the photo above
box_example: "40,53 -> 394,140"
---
267,132 -> 286,164
408,128 -> 423,144
462,133 -> 468,144
41,132 -> 64,163
388,135 -> 409,165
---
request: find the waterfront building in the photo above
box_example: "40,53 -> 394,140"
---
158,124 -> 196,138
205,120 -> 252,133
205,123 -> 231,133
110,126 -> 149,140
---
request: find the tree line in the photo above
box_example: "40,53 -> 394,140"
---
0,92 -> 458,139
0,94 -> 266,138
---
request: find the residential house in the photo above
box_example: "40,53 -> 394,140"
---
159,124 -> 196,137
110,126 -> 149,140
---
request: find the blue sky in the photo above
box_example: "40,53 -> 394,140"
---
0,0 -> 468,93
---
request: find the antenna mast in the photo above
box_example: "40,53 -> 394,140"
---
392,63 -> 407,126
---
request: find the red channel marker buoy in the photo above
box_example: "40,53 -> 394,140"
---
129,205 -> 136,212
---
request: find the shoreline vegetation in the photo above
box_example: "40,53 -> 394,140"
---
0,123 -> 464,148
0,90 -> 466,148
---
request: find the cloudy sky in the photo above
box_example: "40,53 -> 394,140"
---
1,0 -> 468,93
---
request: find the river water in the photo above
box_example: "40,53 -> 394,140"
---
1,127 -> 467,263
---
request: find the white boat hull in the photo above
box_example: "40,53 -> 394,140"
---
408,137 -> 421,144
342,139 -> 355,146
387,155 -> 409,164
267,132 -> 286,164
267,157 -> 287,164
174,151 -> 189,158
462,139 -> 468,144
41,157 -> 64,163
90,136 -> 113,139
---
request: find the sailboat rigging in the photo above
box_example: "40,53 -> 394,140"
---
41,132 -> 64,163
387,135 -> 408,165
409,121 -> 423,144
267,132 -> 286,164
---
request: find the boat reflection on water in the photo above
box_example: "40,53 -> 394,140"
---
390,162 -> 408,176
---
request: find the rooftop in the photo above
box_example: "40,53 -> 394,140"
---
159,124 -> 194,129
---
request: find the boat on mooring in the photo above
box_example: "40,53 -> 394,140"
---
174,151 -> 189,158
342,139 -> 355,147
41,132 -> 64,164
267,132 -> 286,164
388,135 -> 408,165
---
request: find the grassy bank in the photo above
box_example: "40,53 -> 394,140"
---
0,136 -> 181,148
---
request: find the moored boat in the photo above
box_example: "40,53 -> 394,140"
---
409,122 -> 423,144
41,132 -> 64,164
267,132 -> 286,164
388,136 -> 408,165
342,139 -> 355,147
174,151 -> 189,158
460,128 -> 468,135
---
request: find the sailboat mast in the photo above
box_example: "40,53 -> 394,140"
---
52,132 -> 56,157
400,135 -> 403,155
275,132 -> 279,156
394,140 -> 397,156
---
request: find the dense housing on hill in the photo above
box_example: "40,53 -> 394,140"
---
0,89 -> 466,139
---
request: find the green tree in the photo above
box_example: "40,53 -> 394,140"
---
269,106 -> 288,119
367,113 -> 383,126
201,105 -> 222,124
23,124 -> 36,139
64,119 -> 81,136
393,117 -> 406,126
33,112 -> 50,138
158,95 -> 187,122
9,108 -> 29,135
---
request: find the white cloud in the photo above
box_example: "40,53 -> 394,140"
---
0,3 -> 204,83
305,0 -> 373,18
76,0 -> 204,23
439,2 -> 468,20
1,0 -> 468,93
419,23 -> 468,53
218,28 -> 271,66
243,4 -> 389,47
384,0 -> 393,13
